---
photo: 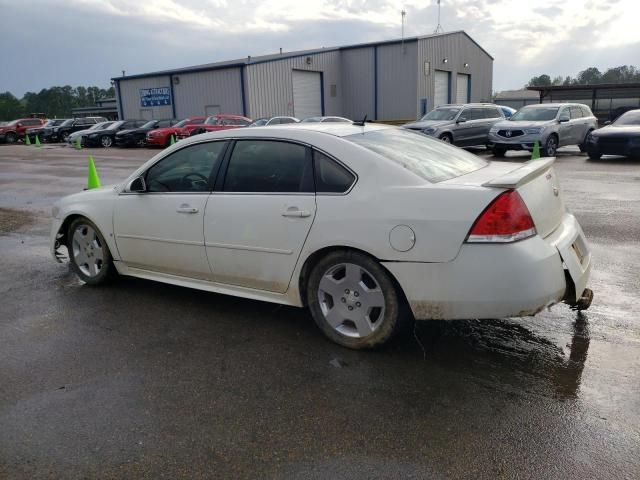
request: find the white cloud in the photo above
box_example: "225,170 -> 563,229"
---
1,0 -> 639,95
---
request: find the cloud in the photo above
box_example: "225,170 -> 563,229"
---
0,0 -> 639,97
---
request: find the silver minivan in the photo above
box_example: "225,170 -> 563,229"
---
488,103 -> 598,157
403,103 -> 505,147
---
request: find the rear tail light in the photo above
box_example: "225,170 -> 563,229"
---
466,190 -> 536,243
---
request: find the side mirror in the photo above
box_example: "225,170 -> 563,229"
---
457,116 -> 467,123
604,120 -> 612,126
127,176 -> 146,193
16,123 -> 22,127
558,114 -> 570,123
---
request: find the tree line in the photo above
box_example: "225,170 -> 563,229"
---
527,65 -> 640,87
0,85 -> 115,120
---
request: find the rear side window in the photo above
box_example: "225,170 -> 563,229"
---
570,106 -> 583,119
223,140 -> 313,193
345,128 -> 486,183
314,151 -> 355,193
483,108 -> 502,118
468,108 -> 484,120
580,105 -> 593,117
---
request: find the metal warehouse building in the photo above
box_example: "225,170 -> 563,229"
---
113,31 -> 493,122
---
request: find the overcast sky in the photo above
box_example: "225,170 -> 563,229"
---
1,0 -> 639,97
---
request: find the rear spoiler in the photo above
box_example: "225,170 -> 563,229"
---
483,157 -> 555,189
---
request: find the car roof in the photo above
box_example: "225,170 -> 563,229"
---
436,103 -> 500,108
522,103 -> 587,108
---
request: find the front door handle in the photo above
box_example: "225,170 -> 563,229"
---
282,208 -> 311,218
177,204 -> 199,214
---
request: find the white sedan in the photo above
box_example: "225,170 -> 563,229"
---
51,123 -> 593,349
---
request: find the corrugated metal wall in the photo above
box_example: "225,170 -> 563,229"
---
340,48 -> 375,120
245,50 -> 341,119
417,32 -> 493,118
118,75 -> 174,120
173,68 -> 244,118
377,42 -> 418,120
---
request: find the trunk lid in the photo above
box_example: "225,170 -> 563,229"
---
444,158 -> 565,238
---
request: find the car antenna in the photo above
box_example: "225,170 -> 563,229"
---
353,114 -> 367,127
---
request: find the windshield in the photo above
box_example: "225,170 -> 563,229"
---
301,117 -> 322,123
510,107 -> 559,121
59,119 -> 74,126
141,120 -> 158,129
250,118 -> 268,126
345,128 -> 487,182
106,121 -> 124,130
91,121 -> 114,131
614,111 -> 640,126
48,119 -> 66,127
174,119 -> 190,128
7,119 -> 21,126
419,108 -> 460,121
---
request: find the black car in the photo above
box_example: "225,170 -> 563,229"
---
41,116 -> 107,143
83,120 -> 146,148
115,119 -> 179,147
586,109 -> 640,160
25,119 -> 69,142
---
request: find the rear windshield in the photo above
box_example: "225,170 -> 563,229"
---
510,107 -> 558,121
345,128 -> 487,182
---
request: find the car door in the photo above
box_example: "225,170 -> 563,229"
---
204,139 -> 316,293
113,140 -> 227,278
570,106 -> 588,144
452,108 -> 474,145
557,106 -> 573,146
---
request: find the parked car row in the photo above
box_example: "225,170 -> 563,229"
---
402,102 -> 629,158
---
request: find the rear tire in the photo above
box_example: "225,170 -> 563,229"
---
306,250 -> 406,349
100,135 -> 113,148
67,217 -> 116,285
492,147 -> 506,157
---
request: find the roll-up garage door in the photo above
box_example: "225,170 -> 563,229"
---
292,70 -> 322,119
456,74 -> 470,104
434,70 -> 450,108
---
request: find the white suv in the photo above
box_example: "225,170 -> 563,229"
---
488,103 -> 598,157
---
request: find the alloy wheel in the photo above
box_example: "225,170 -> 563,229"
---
71,224 -> 105,278
317,262 -> 386,339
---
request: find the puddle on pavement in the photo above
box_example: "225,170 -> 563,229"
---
409,312 -> 591,400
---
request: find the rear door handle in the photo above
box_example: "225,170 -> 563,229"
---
177,204 -> 199,214
282,209 -> 311,218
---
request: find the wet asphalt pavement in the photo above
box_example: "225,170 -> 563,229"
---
0,144 -> 639,479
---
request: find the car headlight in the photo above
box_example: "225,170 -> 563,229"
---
587,134 -> 598,143
489,126 -> 499,133
525,127 -> 544,134
422,128 -> 436,134
88,133 -> 99,138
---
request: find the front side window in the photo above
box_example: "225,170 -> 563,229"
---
483,108 -> 502,119
223,140 -> 313,193
345,128 -> 486,183
420,108 -> 460,121
314,151 -> 355,193
580,106 -> 593,117
145,141 -> 226,193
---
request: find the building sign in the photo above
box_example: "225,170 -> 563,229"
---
140,87 -> 171,107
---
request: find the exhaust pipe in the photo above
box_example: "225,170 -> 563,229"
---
575,288 -> 593,311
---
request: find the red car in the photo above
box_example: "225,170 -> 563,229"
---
146,116 -> 206,147
0,118 -> 46,143
176,114 -> 252,139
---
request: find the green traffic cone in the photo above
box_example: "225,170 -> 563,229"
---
35,135 -> 41,148
531,140 -> 541,160
75,137 -> 82,150
170,134 -> 175,145
87,156 -> 101,189
25,134 -> 31,146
